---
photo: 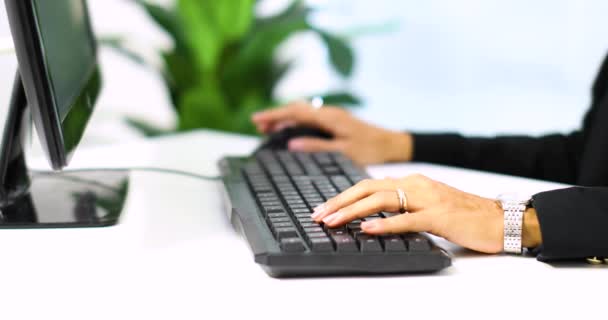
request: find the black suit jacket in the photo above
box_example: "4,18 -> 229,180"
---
412,54 -> 608,261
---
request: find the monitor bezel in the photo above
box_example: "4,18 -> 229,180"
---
5,0 -> 100,170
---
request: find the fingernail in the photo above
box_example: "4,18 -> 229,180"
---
311,204 -> 326,219
323,212 -> 342,224
362,221 -> 379,231
288,139 -> 304,150
313,204 -> 326,214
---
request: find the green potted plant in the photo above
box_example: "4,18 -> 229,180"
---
104,0 -> 359,136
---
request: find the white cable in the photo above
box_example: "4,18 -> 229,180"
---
0,36 -> 15,55
31,167 -> 222,182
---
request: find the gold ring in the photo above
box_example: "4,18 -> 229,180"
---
397,188 -> 407,213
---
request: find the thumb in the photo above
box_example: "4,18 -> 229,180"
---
361,211 -> 433,235
288,138 -> 341,153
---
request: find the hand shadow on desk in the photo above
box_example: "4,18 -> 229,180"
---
543,261 -> 608,269
432,237 -> 487,259
446,239 -> 608,269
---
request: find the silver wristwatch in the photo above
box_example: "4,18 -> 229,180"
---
497,194 -> 532,254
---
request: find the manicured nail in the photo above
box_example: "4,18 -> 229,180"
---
323,212 -> 342,224
311,204 -> 326,219
313,204 -> 326,214
362,221 -> 379,231
288,139 -> 304,151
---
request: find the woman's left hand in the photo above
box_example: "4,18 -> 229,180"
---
311,174 -> 507,253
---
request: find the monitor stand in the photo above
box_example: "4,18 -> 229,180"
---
0,72 -> 129,228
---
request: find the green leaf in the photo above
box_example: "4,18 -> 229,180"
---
236,0 -> 310,67
125,117 -> 172,137
177,0 -> 223,72
254,0 -> 309,28
215,0 -> 255,42
317,30 -> 355,77
162,50 -> 198,108
317,92 -> 361,106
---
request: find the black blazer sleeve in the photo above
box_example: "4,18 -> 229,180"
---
532,187 -> 608,261
412,132 -> 583,184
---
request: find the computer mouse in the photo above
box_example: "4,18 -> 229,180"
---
255,126 -> 334,152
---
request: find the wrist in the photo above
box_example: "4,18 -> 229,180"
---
522,208 -> 542,248
383,131 -> 413,163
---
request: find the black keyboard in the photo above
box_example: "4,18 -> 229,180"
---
218,150 -> 451,277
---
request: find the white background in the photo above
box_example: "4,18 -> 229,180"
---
2,0 -> 608,147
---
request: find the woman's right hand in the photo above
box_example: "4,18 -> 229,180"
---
251,102 -> 414,165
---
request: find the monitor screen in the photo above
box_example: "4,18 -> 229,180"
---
32,0 -> 96,120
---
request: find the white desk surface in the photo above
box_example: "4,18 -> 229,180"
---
2,130 -> 605,320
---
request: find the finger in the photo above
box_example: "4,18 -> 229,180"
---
252,103 -> 317,126
288,138 -> 342,153
252,103 -> 335,133
271,120 -> 296,133
361,211 -> 433,235
255,122 -> 271,133
311,179 -> 398,222
322,191 -> 400,227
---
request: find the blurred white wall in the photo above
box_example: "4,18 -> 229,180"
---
2,0 -> 608,148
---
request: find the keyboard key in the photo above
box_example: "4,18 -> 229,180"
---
330,176 -> 352,192
297,218 -> 315,225
257,193 -> 278,201
347,221 -> 362,231
322,165 -> 342,175
280,238 -> 306,252
260,201 -> 282,207
303,227 -> 324,234
403,234 -> 432,252
271,222 -> 294,229
300,222 -> 320,229
275,227 -> 299,240
284,199 -> 305,205
314,153 -> 333,165
380,235 -> 407,252
294,213 -> 312,219
263,206 -> 285,214
306,232 -> 327,238
309,238 -> 334,252
358,235 -> 383,253
304,196 -> 324,203
269,217 -> 291,224
292,208 -> 312,214
327,226 -> 347,234
289,203 -> 308,210
267,212 -> 288,219
331,234 -> 358,252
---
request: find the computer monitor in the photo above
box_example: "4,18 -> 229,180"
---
0,0 -> 128,228
7,0 -> 100,169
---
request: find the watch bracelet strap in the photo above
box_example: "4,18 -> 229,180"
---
503,203 -> 526,254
